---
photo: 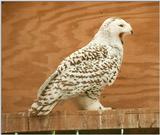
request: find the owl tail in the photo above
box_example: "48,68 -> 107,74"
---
28,99 -> 58,116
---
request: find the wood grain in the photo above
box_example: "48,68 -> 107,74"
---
2,2 -> 159,113
2,109 -> 159,133
2,112 -> 28,133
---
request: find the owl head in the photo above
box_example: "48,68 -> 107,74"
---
100,17 -> 133,37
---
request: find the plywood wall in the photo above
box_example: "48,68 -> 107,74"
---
2,2 -> 159,113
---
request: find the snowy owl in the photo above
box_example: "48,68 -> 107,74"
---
29,17 -> 133,116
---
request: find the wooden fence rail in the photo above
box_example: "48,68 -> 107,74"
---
2,108 -> 159,133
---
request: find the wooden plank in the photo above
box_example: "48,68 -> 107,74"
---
2,113 -> 6,133
29,111 -> 66,131
2,112 -> 29,133
2,108 -> 159,133
2,2 -> 159,113
29,111 -> 100,131
64,111 -> 100,130
154,113 -> 159,128
100,109 -> 139,129
100,110 -> 121,129
139,113 -> 158,128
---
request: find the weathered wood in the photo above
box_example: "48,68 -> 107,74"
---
139,113 -> 158,128
2,108 -> 159,133
2,2 -> 159,113
64,111 -> 100,130
29,111 -> 67,131
2,112 -> 29,133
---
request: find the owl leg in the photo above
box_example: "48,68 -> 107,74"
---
76,95 -> 112,111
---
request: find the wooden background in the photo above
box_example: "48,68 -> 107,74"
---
2,2 -> 159,113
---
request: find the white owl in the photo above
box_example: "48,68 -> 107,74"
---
29,17 -> 133,116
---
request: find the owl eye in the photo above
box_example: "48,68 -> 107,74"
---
119,24 -> 124,27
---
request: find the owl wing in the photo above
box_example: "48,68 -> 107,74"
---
37,45 -> 110,97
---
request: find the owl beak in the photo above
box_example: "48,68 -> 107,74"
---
130,30 -> 133,35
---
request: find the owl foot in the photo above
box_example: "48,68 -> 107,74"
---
97,106 -> 112,115
100,107 -> 112,111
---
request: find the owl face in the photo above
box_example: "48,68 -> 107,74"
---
102,17 -> 133,36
